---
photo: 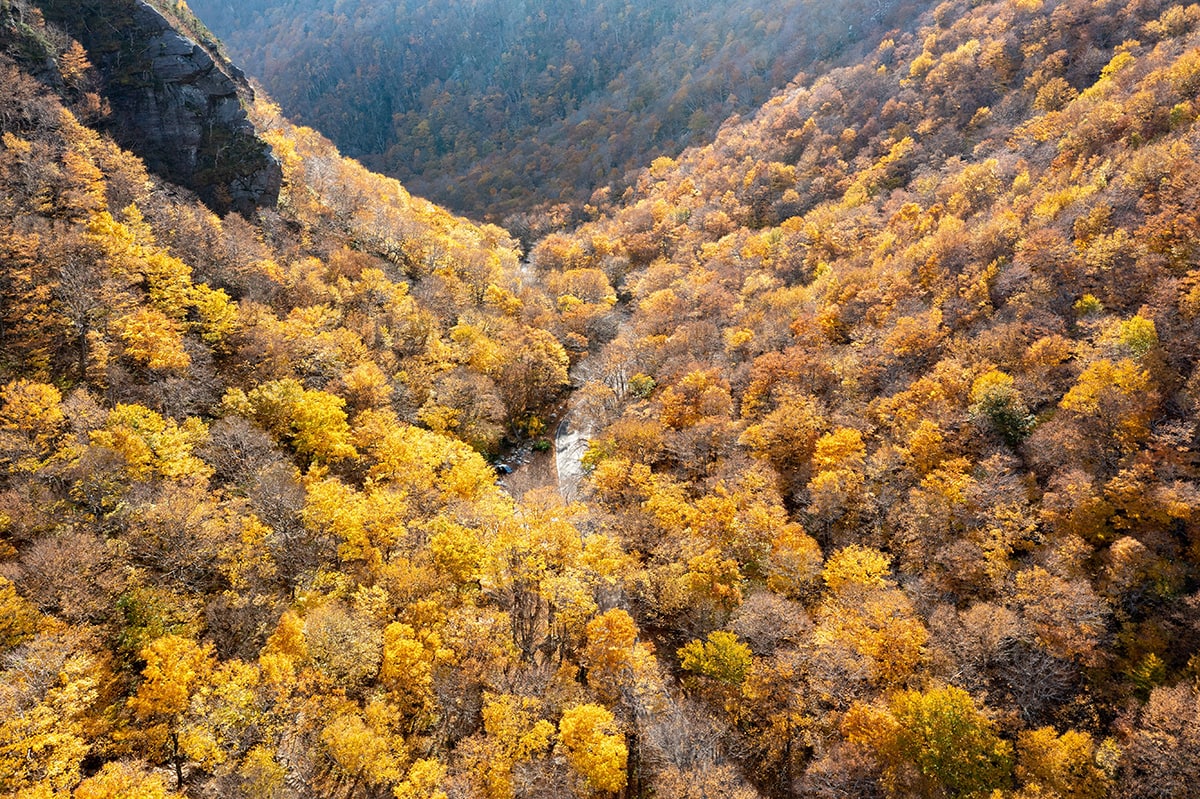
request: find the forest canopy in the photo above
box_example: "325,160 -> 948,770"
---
1,0 -> 1200,797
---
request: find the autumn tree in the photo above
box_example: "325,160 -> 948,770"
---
811,545 -> 928,693
844,685 -> 1014,799
225,380 -> 357,464
73,761 -> 184,799
319,701 -> 407,797
459,693 -> 555,799
0,629 -> 100,796
582,609 -> 657,705
1014,566 -> 1109,666
1016,726 -> 1112,799
128,634 -> 217,788
1119,682 -> 1200,799
0,227 -> 69,379
739,389 -> 827,497
558,704 -> 628,795
806,428 -> 869,540
1058,358 -> 1157,462
0,379 -> 65,473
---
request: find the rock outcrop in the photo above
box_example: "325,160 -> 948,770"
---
38,0 -> 281,215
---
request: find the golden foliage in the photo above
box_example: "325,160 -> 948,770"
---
558,704 -> 627,794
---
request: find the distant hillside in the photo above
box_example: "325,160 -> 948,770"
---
186,0 -> 924,226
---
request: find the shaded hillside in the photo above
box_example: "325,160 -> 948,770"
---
187,0 -> 925,226
0,4 -> 586,788
27,0 -> 280,214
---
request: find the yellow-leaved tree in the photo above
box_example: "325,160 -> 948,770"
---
582,609 -> 658,705
113,306 -> 191,372
1016,726 -> 1112,799
558,703 -> 628,795
379,621 -> 447,720
127,634 -> 216,789
0,631 -> 98,796
0,379 -> 65,473
319,700 -> 407,797
73,760 -> 184,799
226,380 -> 357,464
811,545 -> 928,694
461,693 -> 555,799
806,427 -> 868,535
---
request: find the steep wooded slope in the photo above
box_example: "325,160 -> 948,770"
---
529,0 -> 1200,792
0,5 -> 588,791
2,0 -> 1200,797
187,0 -> 926,226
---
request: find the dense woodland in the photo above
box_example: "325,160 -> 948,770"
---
185,0 -> 921,229
2,0 -> 1200,797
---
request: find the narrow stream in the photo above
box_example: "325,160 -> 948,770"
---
503,258 -> 606,502
554,410 -> 591,501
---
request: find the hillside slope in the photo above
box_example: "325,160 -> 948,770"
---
529,0 -> 1200,791
0,4 -> 587,793
187,0 -> 927,226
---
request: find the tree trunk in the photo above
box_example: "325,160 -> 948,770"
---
625,723 -> 641,799
170,730 -> 184,789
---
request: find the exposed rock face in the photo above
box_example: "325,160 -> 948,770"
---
40,0 -> 281,215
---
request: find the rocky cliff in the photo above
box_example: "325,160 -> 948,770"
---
37,0 -> 281,214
